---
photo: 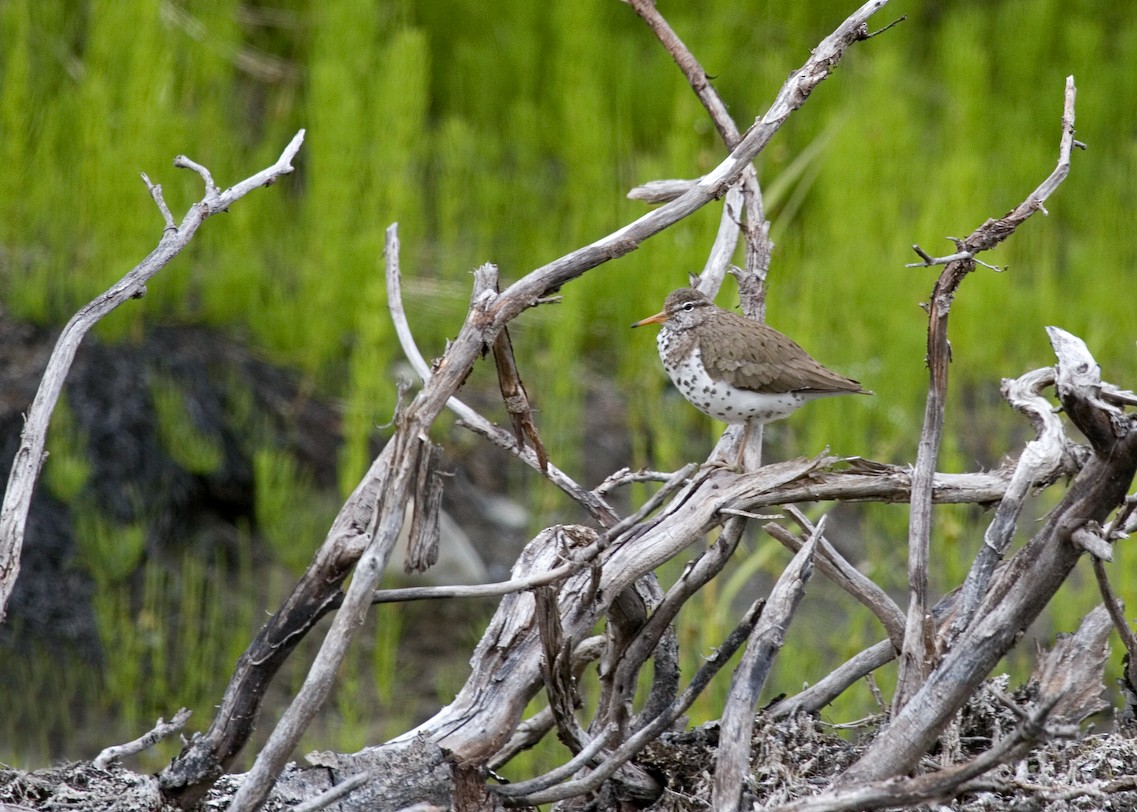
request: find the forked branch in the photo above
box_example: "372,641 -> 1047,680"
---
0,130 -> 304,623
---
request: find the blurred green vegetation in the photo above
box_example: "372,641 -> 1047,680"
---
3,0 -> 1136,774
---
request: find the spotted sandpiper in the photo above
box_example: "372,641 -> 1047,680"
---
632,287 -> 869,463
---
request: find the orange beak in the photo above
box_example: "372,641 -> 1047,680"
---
631,310 -> 667,328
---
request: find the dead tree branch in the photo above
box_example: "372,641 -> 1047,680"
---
713,523 -> 820,812
894,76 -> 1080,712
93,709 -> 192,769
0,130 -> 305,623
385,224 -> 617,527
769,506 -> 906,651
161,6 -> 892,806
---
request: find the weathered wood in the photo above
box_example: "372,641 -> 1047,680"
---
895,77 -> 1080,713
840,326 -> 1137,785
713,525 -> 819,812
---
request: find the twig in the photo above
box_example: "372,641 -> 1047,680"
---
0,130 -> 304,623
1091,558 -> 1137,692
768,507 -> 905,651
93,709 -> 192,768
767,639 -> 895,718
894,76 -> 1080,712
906,244 -> 1007,270
594,466 -> 687,497
140,172 -> 176,231
371,557 -> 593,604
489,0 -> 891,320
487,265 -> 549,472
493,724 -> 617,799
602,462 -> 699,542
626,0 -> 740,147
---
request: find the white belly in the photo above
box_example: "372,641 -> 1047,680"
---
665,347 -> 806,424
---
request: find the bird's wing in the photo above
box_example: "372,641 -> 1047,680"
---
700,314 -> 863,394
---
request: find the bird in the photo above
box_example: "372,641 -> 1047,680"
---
632,287 -> 869,463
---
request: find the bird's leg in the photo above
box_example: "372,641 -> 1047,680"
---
738,419 -> 763,471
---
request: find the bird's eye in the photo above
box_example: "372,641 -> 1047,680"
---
682,303 -> 694,311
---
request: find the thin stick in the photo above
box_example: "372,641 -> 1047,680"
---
93,708 -> 192,768
289,771 -> 373,812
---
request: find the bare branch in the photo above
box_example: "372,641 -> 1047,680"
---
93,709 -> 192,769
289,771 -> 373,812
946,367 -> 1072,642
384,224 -> 619,527
842,325 -> 1137,785
895,77 -> 1079,712
767,638 -> 895,718
487,0 -> 890,319
713,522 -> 820,812
1091,558 -> 1137,694
766,507 -> 905,651
0,130 -> 304,623
489,276 -> 549,472
140,172 -> 176,231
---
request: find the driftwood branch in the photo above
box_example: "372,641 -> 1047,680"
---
894,76 -> 1080,711
0,130 -> 305,623
769,506 -> 906,651
159,5 -> 894,800
944,368 -> 1078,643
384,225 -> 617,527
841,325 -> 1137,785
713,522 -> 820,812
